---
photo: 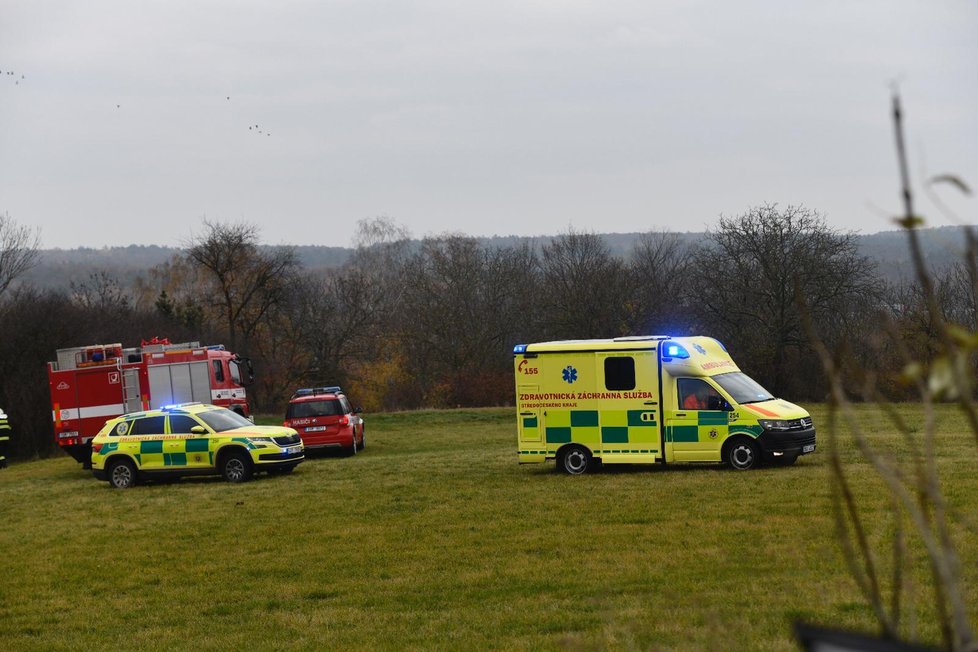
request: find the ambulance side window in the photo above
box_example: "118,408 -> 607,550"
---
212,360 -> 225,383
604,357 -> 635,391
168,415 -> 199,434
678,378 -> 728,411
131,416 -> 165,435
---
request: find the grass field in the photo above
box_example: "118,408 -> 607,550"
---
1,404 -> 976,650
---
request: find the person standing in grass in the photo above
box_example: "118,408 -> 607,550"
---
0,407 -> 10,468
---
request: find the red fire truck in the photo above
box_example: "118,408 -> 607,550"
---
47,338 -> 254,466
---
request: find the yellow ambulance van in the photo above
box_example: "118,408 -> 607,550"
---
514,336 -> 815,473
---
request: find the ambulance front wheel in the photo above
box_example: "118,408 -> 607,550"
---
724,437 -> 759,471
558,445 -> 592,475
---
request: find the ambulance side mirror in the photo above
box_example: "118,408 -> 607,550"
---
190,426 -> 207,434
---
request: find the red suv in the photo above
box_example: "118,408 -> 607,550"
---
283,387 -> 364,454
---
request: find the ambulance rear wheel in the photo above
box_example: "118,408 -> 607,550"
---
108,458 -> 137,489
725,438 -> 759,471
559,445 -> 591,475
221,450 -> 253,483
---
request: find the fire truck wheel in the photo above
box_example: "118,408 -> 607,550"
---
221,449 -> 253,483
348,437 -> 358,456
558,445 -> 591,475
724,437 -> 759,471
108,458 -> 137,489
357,428 -> 365,451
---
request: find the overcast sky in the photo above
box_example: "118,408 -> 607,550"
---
1,1 -> 975,249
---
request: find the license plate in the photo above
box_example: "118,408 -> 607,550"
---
305,426 -> 325,432
286,446 -> 302,455
802,444 -> 816,454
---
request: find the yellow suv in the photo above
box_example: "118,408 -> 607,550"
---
91,403 -> 304,488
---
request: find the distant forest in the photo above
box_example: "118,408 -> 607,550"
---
19,225 -> 973,291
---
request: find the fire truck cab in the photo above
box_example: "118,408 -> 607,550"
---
47,338 -> 253,466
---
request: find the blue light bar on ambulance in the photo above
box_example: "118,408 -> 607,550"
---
513,344 -> 527,354
662,342 -> 690,360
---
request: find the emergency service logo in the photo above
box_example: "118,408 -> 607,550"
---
562,365 -> 578,384
693,343 -> 707,355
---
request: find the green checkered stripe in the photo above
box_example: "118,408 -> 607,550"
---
128,436 -> 253,467
665,413 -> 763,443
518,410 -> 660,456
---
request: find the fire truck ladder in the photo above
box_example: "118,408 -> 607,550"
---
121,366 -> 142,414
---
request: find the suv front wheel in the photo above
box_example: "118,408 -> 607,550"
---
221,449 -> 254,483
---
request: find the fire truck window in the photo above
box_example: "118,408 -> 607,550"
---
131,416 -> 166,435
212,360 -> 225,383
604,357 -> 635,391
168,415 -> 199,434
339,396 -> 352,414
229,360 -> 241,384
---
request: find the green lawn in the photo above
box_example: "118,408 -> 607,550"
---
0,405 -> 976,650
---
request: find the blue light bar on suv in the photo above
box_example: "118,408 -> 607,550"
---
291,386 -> 342,399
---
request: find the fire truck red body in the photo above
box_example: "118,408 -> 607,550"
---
47,338 -> 254,465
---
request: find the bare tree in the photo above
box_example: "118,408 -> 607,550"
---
539,229 -> 631,340
626,231 -> 693,335
0,212 -> 41,298
693,204 -> 881,396
69,271 -> 132,311
184,220 -> 298,351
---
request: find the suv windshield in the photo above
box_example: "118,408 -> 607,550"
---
196,409 -> 253,432
712,372 -> 774,404
287,399 -> 343,419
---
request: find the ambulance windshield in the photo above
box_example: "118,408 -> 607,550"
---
197,408 -> 253,432
713,372 -> 774,404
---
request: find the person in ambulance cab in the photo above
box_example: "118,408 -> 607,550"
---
681,380 -> 723,411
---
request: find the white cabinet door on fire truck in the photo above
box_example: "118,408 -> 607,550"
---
148,362 -> 211,409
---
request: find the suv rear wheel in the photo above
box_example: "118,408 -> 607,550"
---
108,458 -> 137,489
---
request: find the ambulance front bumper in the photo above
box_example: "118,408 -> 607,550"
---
757,427 -> 816,460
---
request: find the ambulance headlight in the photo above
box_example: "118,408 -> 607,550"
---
248,437 -> 274,443
759,419 -> 792,431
